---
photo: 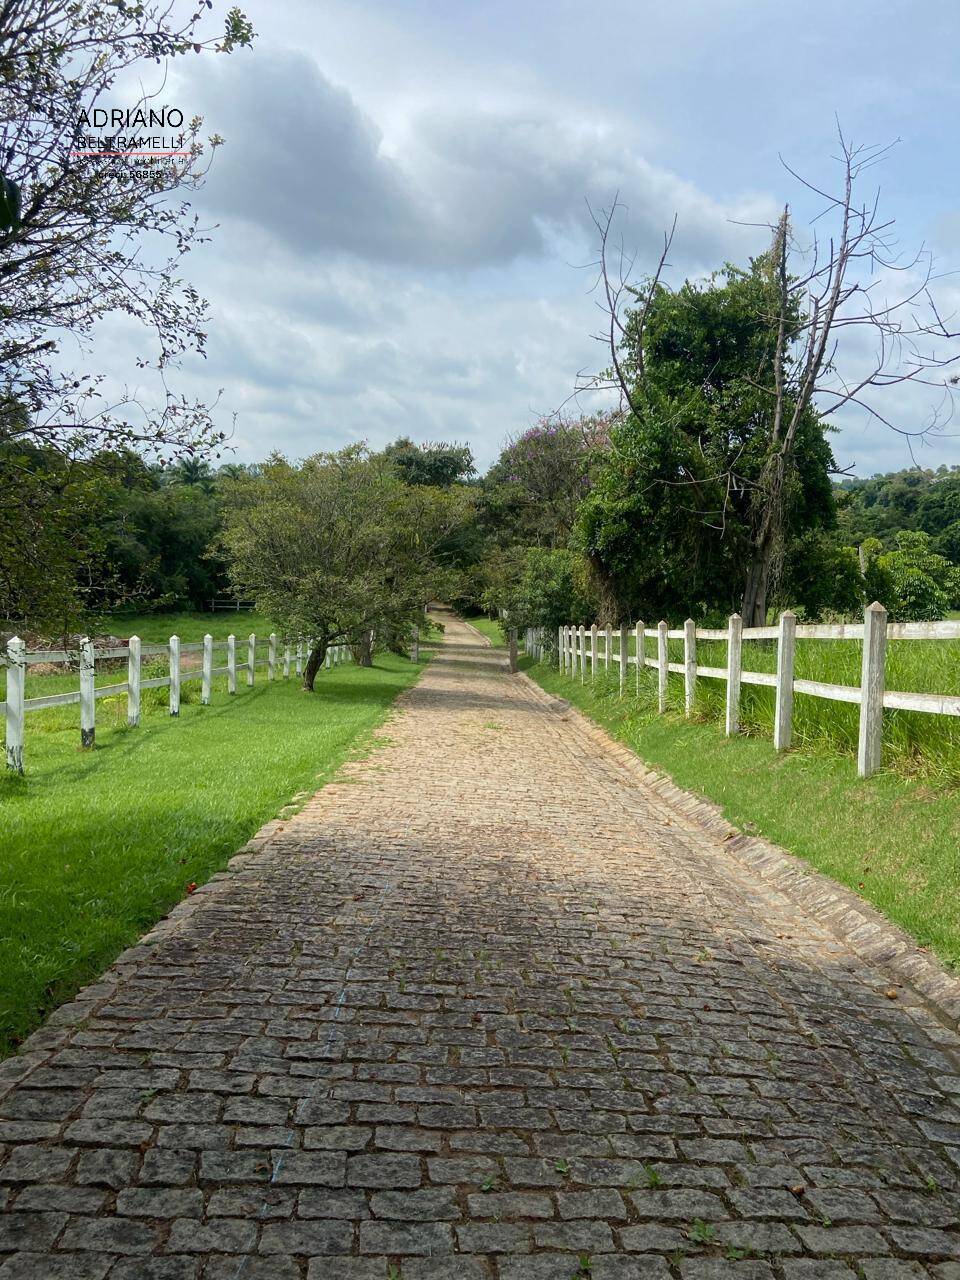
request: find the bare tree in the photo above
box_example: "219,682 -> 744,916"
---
587,131 -> 960,625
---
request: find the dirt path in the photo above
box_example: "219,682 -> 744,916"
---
1,609 -> 959,1279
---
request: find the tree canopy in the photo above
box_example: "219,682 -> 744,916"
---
219,448 -> 475,687
577,255 -> 838,623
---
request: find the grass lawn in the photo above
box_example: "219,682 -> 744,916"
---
0,648 -> 426,1059
98,609 -> 275,643
525,656 -> 960,971
587,627 -> 960,782
461,614 -> 506,646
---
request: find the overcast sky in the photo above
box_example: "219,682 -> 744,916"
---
100,0 -> 960,476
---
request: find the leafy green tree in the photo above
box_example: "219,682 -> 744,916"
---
578,255 -> 837,623
779,532 -> 864,620
0,439 -> 111,630
100,470 -> 227,610
865,531 -> 960,621
219,448 -> 474,688
481,547 -> 598,635
382,437 -> 476,487
483,417 -> 609,550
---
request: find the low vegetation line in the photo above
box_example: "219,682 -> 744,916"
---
523,655 -> 960,972
0,648 -> 427,1059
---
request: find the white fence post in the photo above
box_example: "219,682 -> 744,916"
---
201,634 -> 212,705
635,622 -> 643,695
295,641 -> 303,677
169,635 -> 181,716
774,610 -> 797,752
657,621 -> 668,713
619,624 -> 629,697
248,634 -> 256,686
590,624 -> 598,681
604,624 -> 612,672
283,642 -> 291,679
858,601 -> 888,779
227,634 -> 237,694
80,637 -> 95,749
5,637 -> 25,773
268,633 -> 277,680
725,613 -> 742,737
127,635 -> 141,728
683,618 -> 697,717
579,625 -> 586,683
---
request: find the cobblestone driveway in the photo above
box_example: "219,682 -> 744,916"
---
2,611 -> 960,1279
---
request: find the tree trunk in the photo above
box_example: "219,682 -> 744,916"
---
302,642 -> 327,691
742,449 -> 788,627
741,551 -> 772,628
352,630 -> 373,667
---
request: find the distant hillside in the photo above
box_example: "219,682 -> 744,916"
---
836,466 -> 960,564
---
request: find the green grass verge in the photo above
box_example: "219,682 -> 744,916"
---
0,651 -> 426,1058
92,609 -> 276,642
525,656 -> 960,970
589,629 -> 960,782
461,615 -> 506,647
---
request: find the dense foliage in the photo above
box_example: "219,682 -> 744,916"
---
218,448 -> 475,686
577,256 -> 839,624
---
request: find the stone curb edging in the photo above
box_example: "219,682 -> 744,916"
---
514,667 -> 960,1033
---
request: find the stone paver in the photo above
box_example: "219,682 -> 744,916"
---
2,609 -> 960,1278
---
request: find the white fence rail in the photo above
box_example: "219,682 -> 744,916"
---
3,633 -> 351,773
554,604 -> 960,778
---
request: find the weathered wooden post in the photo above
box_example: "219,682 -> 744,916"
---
227,634 -> 237,694
858,601 -> 888,779
80,636 -> 95,749
169,635 -> 181,716
774,610 -> 797,752
508,627 -> 518,673
5,637 -> 25,773
201,634 -> 212,706
619,624 -> 629,697
683,619 -> 697,717
725,614 -> 742,737
657,621 -> 668,713
128,635 -> 141,727
247,634 -> 256,686
579,625 -> 586,683
411,625 -> 420,663
283,642 -> 291,679
590,624 -> 598,681
268,633 -> 277,680
635,622 -> 643,695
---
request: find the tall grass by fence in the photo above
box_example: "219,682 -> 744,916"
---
553,605 -> 960,779
3,633 -> 351,773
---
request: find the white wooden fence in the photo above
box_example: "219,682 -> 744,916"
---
524,627 -> 547,661
3,633 -> 350,773
555,604 -> 960,778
